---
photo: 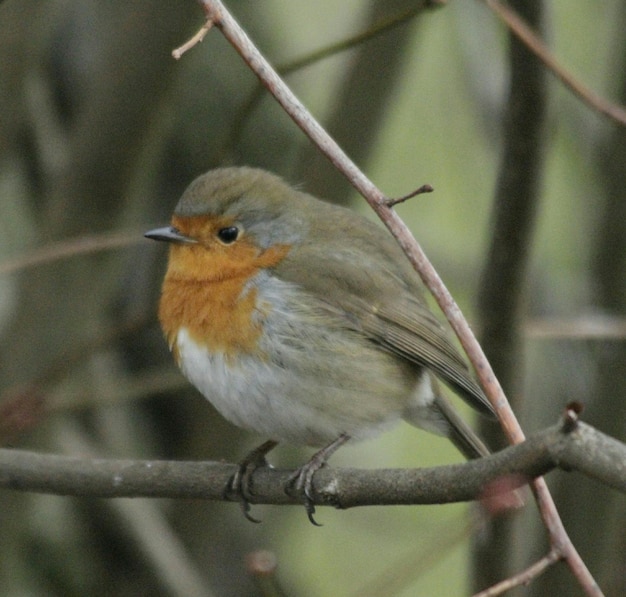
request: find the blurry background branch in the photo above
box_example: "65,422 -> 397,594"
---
484,0 -> 626,126
0,230 -> 142,276
1,0 -> 625,595
475,0 -> 547,588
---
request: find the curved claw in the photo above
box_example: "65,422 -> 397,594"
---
226,439 -> 278,523
240,498 -> 263,524
228,466 -> 262,523
287,464 -> 323,526
305,498 -> 322,527
286,433 -> 350,526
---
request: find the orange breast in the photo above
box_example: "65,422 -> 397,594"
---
158,238 -> 290,361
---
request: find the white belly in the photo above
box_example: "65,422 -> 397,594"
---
176,325 -> 421,446
173,278 -> 436,447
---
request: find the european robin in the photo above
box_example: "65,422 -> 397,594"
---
145,167 -> 492,522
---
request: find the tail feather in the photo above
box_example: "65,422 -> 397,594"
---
432,392 -> 490,459
403,373 -> 490,460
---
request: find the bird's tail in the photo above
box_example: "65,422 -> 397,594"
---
432,391 -> 490,459
403,373 -> 490,459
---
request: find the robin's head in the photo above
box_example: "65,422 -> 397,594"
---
148,167 -> 309,246
145,168 -> 309,283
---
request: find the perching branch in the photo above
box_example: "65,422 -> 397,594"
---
0,420 -> 624,505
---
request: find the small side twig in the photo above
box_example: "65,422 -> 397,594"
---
172,19 -> 214,59
562,402 -> 583,434
474,549 -> 562,597
385,184 -> 434,207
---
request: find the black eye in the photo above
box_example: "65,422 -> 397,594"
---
217,225 -> 240,244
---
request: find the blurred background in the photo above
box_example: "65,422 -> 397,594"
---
0,0 -> 625,595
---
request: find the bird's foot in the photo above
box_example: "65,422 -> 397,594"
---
286,433 -> 350,526
227,439 -> 278,523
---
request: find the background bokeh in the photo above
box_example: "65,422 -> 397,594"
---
1,1 -> 625,595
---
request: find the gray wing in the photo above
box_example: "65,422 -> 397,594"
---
274,242 -> 494,417
342,292 -> 493,416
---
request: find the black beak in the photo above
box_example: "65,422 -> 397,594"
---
144,226 -> 197,245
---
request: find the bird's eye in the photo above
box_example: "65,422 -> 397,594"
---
217,225 -> 241,244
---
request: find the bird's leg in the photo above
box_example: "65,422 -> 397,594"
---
227,439 -> 278,523
287,433 -> 350,526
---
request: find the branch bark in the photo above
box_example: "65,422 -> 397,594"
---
1,421 -> 624,506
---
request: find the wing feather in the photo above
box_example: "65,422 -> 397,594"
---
343,294 -> 493,416
273,222 -> 493,417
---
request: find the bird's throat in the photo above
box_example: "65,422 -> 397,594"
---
158,242 -> 290,360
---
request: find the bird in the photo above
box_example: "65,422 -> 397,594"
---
145,166 -> 493,523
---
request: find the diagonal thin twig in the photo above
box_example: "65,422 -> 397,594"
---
192,0 -> 524,442
179,2 -> 603,594
0,230 -> 143,276
484,0 -> 626,126
473,549 -> 562,597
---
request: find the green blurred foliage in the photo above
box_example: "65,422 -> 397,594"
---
0,1 -> 624,596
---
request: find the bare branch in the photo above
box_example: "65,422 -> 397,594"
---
484,0 -> 626,126
385,184 -> 434,207
171,19 -> 214,59
1,421 -> 624,505
474,549 -> 561,597
0,230 -> 143,276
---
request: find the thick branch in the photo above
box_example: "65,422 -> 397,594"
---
1,422 -> 623,506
